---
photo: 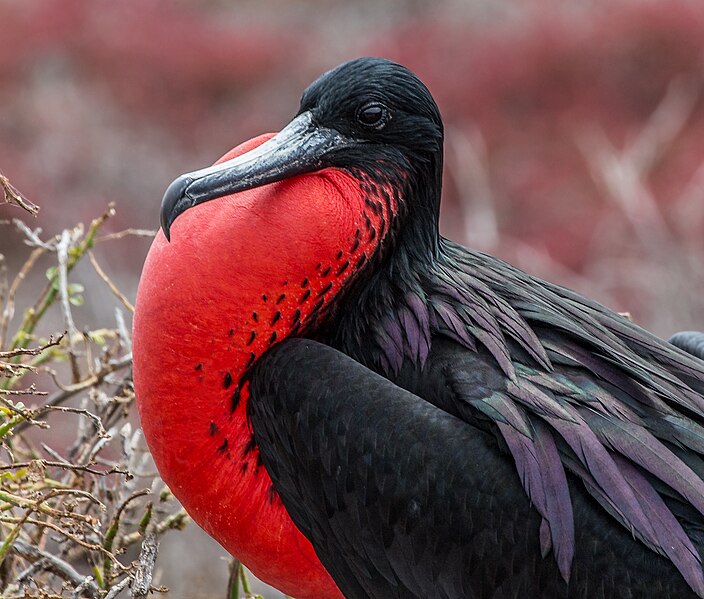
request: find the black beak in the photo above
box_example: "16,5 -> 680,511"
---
160,111 -> 352,241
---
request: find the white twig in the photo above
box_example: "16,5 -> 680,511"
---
105,576 -> 131,599
446,126 -> 500,250
132,531 -> 159,598
115,307 -> 132,353
12,218 -> 55,250
71,576 -> 97,599
57,229 -> 79,347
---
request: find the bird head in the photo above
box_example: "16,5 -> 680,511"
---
161,57 -> 444,254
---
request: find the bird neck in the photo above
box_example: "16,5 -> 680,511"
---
405,149 -> 443,259
322,154 -> 444,374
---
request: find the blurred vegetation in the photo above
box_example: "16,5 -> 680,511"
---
1,0 -> 703,335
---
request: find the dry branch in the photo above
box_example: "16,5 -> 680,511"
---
0,173 -> 39,217
0,197 -> 186,598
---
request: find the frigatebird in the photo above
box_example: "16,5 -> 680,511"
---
133,58 -> 704,598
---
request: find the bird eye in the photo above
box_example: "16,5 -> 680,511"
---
356,102 -> 389,130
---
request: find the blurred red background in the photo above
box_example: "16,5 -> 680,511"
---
1,0 -> 703,595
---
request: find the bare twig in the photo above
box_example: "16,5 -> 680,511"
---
0,334 -> 63,360
71,576 -> 97,599
625,76 -> 699,176
0,459 -> 126,477
0,384 -> 46,396
0,516 -> 120,559
57,230 -> 80,348
11,538 -> 100,597
103,489 -> 151,585
97,228 -> 156,242
41,405 -> 109,439
88,250 -> 135,313
104,576 -> 131,599
0,173 -> 39,216
9,203 -> 115,352
0,256 -> 7,330
0,203 -> 185,599
12,218 -> 56,250
119,509 -> 189,549
131,531 -> 159,599
115,308 -> 133,354
15,556 -> 49,585
14,353 -> 132,434
0,247 -> 44,349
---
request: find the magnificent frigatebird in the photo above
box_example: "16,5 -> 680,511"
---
133,58 -> 704,598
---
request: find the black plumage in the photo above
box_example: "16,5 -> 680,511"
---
251,338 -> 704,599
162,57 -> 704,598
248,231 -> 704,597
671,332 -> 704,361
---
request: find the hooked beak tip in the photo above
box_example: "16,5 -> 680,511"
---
160,175 -> 194,242
157,111 -> 350,242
